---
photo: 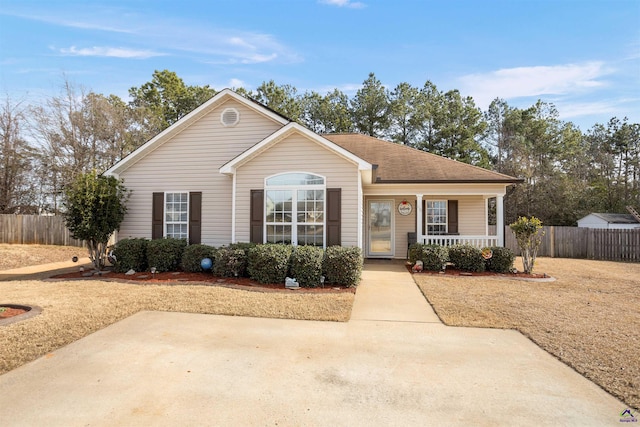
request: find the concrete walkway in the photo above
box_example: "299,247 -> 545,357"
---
0,260 -> 628,426
0,258 -> 92,281
351,259 -> 440,323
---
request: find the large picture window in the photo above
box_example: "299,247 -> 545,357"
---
426,200 -> 447,235
165,192 -> 188,239
265,173 -> 325,247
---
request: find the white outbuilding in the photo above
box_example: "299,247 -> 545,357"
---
577,213 -> 640,230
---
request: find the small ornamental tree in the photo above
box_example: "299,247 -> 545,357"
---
63,171 -> 130,271
509,216 -> 544,274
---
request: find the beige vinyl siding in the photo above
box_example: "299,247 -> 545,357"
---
117,99 -> 283,246
457,195 -> 487,235
235,133 -> 360,246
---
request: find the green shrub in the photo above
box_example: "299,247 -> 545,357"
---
146,238 -> 187,272
247,244 -> 293,284
289,245 -> 325,288
181,244 -> 217,273
509,216 -> 544,274
228,242 -> 257,254
112,238 -> 148,273
484,246 -> 515,273
409,243 -> 448,271
215,246 -> 248,277
323,246 -> 363,287
447,244 -> 485,272
408,243 -> 422,264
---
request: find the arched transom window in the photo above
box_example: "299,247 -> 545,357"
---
265,172 -> 325,247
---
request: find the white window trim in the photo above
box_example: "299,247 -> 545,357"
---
264,172 -> 326,247
426,200 -> 448,235
163,191 -> 189,240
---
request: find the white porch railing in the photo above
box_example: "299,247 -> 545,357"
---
419,235 -> 499,248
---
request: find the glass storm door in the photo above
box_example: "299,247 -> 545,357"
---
368,200 -> 394,257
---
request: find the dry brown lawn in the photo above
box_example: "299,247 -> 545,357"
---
0,244 -> 353,376
0,280 -> 354,375
0,244 -> 85,271
413,257 -> 640,410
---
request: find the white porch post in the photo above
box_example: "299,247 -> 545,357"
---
416,194 -> 423,242
496,194 -> 504,246
485,197 -> 489,236
231,173 -> 237,243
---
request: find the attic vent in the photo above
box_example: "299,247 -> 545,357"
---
221,108 -> 240,127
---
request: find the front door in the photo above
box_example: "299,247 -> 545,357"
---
368,200 -> 394,257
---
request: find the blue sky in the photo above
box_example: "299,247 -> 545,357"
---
1,0 -> 638,130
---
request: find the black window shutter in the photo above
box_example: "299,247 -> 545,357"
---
152,192 -> 164,239
189,192 -> 202,244
326,188 -> 341,247
250,190 -> 264,244
448,200 -> 459,234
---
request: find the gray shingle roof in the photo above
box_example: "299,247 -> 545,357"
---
590,213 -> 639,224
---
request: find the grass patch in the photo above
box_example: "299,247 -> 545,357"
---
413,257 -> 640,410
0,280 -> 354,375
0,244 -> 85,271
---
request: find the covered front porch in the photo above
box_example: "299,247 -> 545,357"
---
363,186 -> 506,259
415,193 -> 504,248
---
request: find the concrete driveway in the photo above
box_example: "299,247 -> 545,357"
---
0,261 -> 627,426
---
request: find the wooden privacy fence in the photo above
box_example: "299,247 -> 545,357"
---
0,215 -> 84,247
501,226 -> 640,262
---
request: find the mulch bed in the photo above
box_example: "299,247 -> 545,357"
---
0,306 -> 28,319
51,269 -> 356,294
405,264 -> 549,279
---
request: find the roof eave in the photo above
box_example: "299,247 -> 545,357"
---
373,178 -> 524,184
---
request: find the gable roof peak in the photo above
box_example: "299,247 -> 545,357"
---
105,88 -> 289,176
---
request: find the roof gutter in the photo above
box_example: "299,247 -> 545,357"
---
373,178 -> 525,184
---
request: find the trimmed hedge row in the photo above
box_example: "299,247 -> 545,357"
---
484,246 -> 516,273
323,246 -> 363,287
182,244 -> 217,273
409,243 -> 515,273
111,239 -> 363,287
248,244 -> 293,284
448,244 -> 486,272
289,245 -> 324,287
146,238 -> 188,272
408,244 -> 448,271
111,238 -> 148,273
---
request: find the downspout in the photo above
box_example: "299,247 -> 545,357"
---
231,172 -> 236,244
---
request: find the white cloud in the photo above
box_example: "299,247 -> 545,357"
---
458,62 -> 614,108
58,46 -> 165,59
555,100 -> 618,119
179,30 -> 300,65
1,10 -> 133,34
311,83 -> 362,95
319,0 -> 366,9
4,7 -> 300,66
228,37 -> 256,50
228,78 -> 246,89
